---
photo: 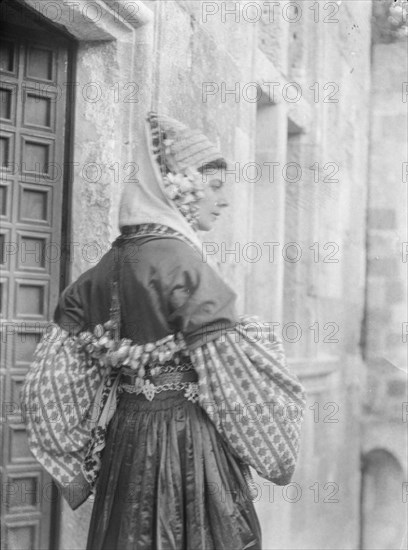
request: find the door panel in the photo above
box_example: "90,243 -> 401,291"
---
1,6 -> 74,548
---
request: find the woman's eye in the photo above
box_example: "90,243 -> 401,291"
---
210,181 -> 222,190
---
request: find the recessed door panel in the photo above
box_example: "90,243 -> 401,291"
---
1,5 -> 74,549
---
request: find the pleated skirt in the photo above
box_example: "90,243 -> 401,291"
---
86,389 -> 262,550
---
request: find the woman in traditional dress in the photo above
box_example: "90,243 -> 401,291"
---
23,112 -> 305,550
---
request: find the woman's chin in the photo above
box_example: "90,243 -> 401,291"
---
196,221 -> 213,232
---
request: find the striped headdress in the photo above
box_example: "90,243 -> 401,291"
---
147,112 -> 226,174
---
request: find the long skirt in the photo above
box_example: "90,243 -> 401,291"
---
86,389 -> 262,550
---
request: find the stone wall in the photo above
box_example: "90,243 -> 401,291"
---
361,32 -> 408,550
251,2 -> 372,548
365,38 -> 407,373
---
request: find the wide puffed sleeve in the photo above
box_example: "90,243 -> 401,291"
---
188,316 -> 306,486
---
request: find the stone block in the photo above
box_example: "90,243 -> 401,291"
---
387,377 -> 407,398
368,208 -> 396,230
367,257 -> 400,278
386,280 -> 405,303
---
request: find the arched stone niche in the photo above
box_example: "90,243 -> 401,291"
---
360,448 -> 406,550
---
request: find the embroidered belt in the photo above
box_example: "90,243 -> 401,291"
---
119,369 -> 199,402
121,369 -> 198,386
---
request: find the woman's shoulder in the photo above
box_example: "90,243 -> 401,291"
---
60,264 -> 97,298
122,235 -> 203,270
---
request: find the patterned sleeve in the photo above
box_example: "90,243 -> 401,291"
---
187,317 -> 306,484
21,325 -> 105,510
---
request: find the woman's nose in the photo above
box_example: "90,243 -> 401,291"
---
217,190 -> 229,208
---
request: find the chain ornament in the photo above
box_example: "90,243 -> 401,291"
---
162,168 -> 205,228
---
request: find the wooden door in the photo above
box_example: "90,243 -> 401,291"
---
1,4 -> 74,548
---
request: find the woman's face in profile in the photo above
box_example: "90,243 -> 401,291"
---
195,168 -> 229,231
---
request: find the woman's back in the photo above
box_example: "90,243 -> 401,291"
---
55,231 -> 238,348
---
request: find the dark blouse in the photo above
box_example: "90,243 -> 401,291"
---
54,236 -> 239,349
